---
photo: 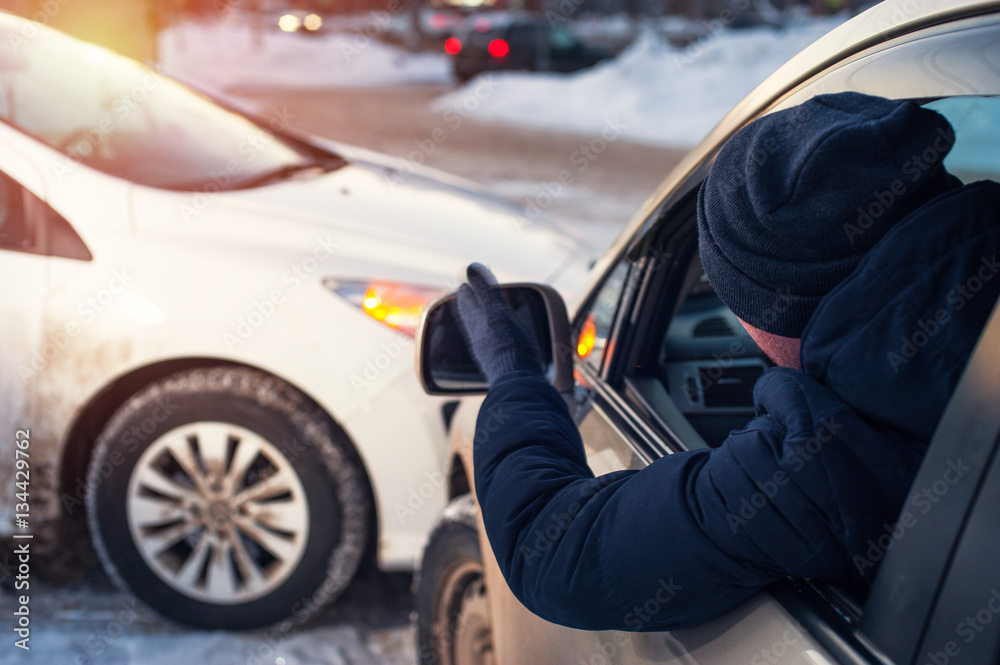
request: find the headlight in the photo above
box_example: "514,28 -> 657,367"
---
278,14 -> 301,32
303,13 -> 323,31
324,278 -> 446,337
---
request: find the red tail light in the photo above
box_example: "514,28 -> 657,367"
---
444,37 -> 462,54
488,39 -> 509,58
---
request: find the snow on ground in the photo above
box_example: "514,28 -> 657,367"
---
158,15 -> 453,94
433,16 -> 846,148
0,575 -> 415,665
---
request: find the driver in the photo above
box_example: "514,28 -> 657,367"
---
454,92 -> 1000,631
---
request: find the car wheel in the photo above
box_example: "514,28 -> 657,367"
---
415,494 -> 494,665
86,366 -> 370,630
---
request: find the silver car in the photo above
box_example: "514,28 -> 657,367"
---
413,0 -> 1000,663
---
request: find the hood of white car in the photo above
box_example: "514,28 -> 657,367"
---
135,157 -> 596,296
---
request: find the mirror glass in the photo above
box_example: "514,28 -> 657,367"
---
421,287 -> 554,393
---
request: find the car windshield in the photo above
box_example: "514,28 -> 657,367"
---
0,14 -> 333,190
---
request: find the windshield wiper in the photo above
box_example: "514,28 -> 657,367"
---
236,156 -> 346,190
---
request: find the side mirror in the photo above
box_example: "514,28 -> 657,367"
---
415,284 -> 574,395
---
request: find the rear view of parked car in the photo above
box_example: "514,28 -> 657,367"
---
447,15 -> 610,81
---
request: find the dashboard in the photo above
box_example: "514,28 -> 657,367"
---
658,290 -> 770,445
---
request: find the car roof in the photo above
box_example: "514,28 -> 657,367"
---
574,0 -> 1000,313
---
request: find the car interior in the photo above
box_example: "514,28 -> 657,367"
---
656,258 -> 770,445
618,220 -> 770,450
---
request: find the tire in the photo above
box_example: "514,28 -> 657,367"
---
414,494 -> 494,665
86,366 -> 371,630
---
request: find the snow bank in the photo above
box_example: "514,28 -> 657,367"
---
433,17 -> 846,148
158,16 -> 453,93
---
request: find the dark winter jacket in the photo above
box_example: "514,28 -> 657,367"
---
472,180 -> 1000,632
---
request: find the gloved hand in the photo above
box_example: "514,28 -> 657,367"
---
456,263 -> 544,385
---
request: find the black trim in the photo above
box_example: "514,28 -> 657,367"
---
441,400 -> 460,432
578,362 -> 661,464
914,430 -> 1000,665
0,174 -> 92,262
771,580 -> 891,665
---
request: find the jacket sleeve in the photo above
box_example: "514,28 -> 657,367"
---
472,369 -> 894,632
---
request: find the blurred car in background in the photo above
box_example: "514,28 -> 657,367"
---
422,6 -> 468,42
446,14 -> 611,81
275,9 -> 327,34
0,11 -> 592,630
416,0 -> 509,48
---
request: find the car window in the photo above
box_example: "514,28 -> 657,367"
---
0,169 -> 90,260
465,27 -> 493,48
776,20 -> 1000,111
0,171 -> 32,251
923,96 -> 1000,184
0,14 -> 326,191
506,24 -> 542,50
549,27 -> 578,51
575,260 -> 629,373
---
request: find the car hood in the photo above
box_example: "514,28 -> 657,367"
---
140,156 -> 595,295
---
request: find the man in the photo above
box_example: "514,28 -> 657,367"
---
456,92 -> 1000,631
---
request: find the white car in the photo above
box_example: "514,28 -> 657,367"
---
0,12 -> 591,629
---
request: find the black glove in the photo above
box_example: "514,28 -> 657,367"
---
456,263 -> 544,385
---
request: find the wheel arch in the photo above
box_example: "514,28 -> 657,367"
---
58,356 -> 380,568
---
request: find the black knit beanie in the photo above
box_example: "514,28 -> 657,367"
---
697,92 -> 961,338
